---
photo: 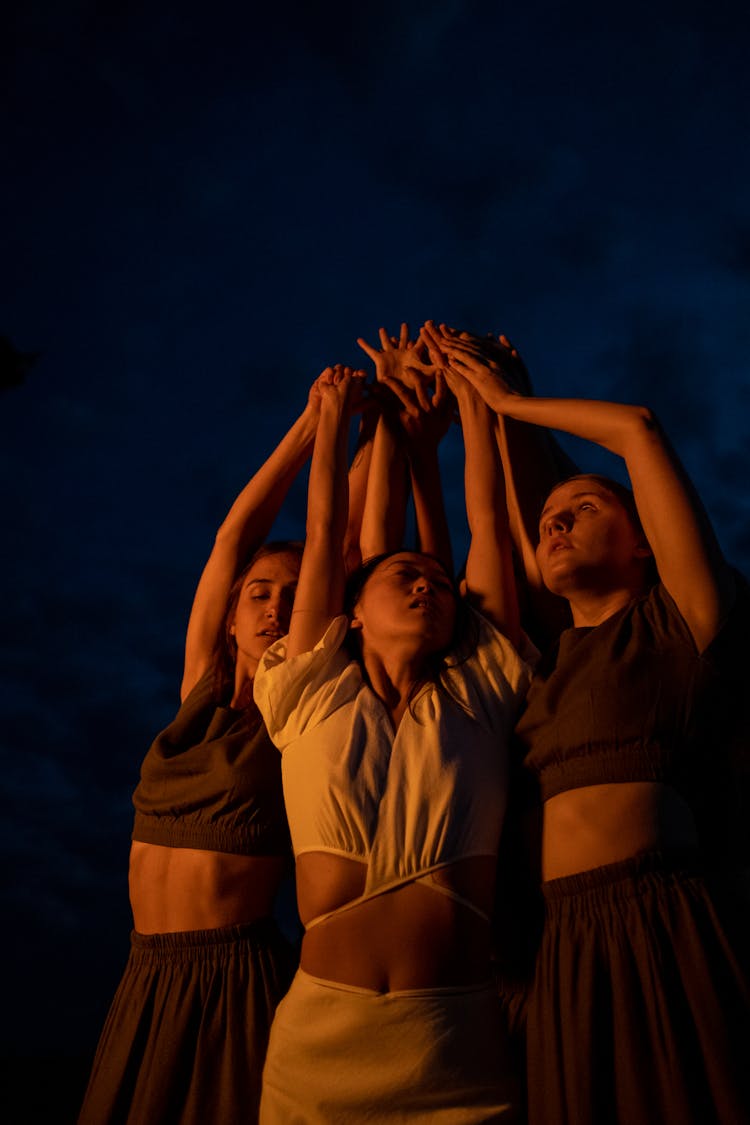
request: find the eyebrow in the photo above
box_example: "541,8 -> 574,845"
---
245,577 -> 297,587
539,491 -> 605,520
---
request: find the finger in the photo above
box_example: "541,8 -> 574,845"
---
411,372 -> 433,412
356,337 -> 379,362
432,369 -> 446,407
399,322 -> 409,349
380,374 -> 419,417
498,333 -> 520,358
378,327 -> 391,350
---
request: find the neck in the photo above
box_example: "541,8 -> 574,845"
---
231,659 -> 257,709
566,584 -> 642,628
359,643 -> 430,727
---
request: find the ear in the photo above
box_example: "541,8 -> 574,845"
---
229,622 -> 236,635
349,615 -> 363,631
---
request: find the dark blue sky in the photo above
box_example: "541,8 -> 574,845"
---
2,0 -> 749,1096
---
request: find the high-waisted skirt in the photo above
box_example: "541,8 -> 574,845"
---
260,968 -> 521,1123
525,851 -> 750,1125
77,918 -> 296,1125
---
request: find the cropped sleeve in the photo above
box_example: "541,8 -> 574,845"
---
443,610 -> 536,736
253,616 -> 362,751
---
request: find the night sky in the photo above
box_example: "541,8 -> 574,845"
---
2,0 -> 749,1118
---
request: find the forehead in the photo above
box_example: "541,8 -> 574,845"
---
377,552 -> 448,576
244,552 -> 300,585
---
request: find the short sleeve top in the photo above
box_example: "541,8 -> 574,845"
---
254,611 -> 534,901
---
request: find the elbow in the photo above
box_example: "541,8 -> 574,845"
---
629,404 -> 662,435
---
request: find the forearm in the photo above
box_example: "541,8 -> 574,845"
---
288,396 -> 350,656
359,414 -> 409,561
214,403 -> 318,560
343,409 -> 378,574
458,389 -> 520,642
409,444 -> 453,572
482,392 -> 654,461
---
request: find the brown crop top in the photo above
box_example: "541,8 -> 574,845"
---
515,582 -> 737,805
132,669 -> 290,856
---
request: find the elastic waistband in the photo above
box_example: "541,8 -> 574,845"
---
541,849 -> 705,902
296,967 -> 494,1000
131,915 -> 280,952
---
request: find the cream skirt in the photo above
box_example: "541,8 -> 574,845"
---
260,969 -> 520,1123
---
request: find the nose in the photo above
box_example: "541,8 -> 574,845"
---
546,511 -> 572,534
413,574 -> 431,593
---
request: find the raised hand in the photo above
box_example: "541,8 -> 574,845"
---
421,321 -> 520,414
315,364 -> 368,413
397,369 -> 456,451
357,322 -> 437,415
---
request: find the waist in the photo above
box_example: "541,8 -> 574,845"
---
541,781 -> 699,880
299,867 -> 495,992
129,841 -> 286,933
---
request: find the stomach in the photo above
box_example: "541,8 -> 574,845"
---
541,781 -> 700,881
296,852 -> 496,992
129,841 -> 286,933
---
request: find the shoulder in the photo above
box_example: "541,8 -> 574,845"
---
253,616 -> 362,747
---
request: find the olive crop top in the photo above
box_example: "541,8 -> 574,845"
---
132,669 -> 290,856
254,612 -> 533,923
515,582 -> 736,804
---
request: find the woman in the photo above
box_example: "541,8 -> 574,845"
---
78,376 -> 329,1125
254,362 -> 534,1121
430,323 -> 750,1125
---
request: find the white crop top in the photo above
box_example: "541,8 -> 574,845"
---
254,611 -> 534,926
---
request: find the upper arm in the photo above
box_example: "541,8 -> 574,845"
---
181,536 -> 242,701
460,398 -> 521,647
622,408 -> 734,651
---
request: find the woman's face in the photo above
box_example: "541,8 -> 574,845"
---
351,552 -> 457,657
229,550 -> 300,672
535,478 -> 650,597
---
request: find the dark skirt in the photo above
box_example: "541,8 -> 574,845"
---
77,918 -> 296,1125
525,852 -> 750,1125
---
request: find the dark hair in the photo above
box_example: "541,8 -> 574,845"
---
212,540 -> 304,704
344,550 -> 478,717
542,474 -> 658,586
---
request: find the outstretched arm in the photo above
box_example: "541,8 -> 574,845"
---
358,324 -> 453,569
435,328 -> 734,650
182,378 -> 323,699
287,366 -> 365,659
423,326 -> 520,643
401,370 -> 455,572
358,402 -> 410,561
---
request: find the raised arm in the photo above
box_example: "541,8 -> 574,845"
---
181,378 -> 322,699
358,403 -> 410,561
434,328 -> 575,643
286,366 -> 365,659
435,328 -> 734,650
358,325 -> 453,568
400,371 -> 455,572
423,325 -> 520,644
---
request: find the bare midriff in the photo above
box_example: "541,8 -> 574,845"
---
541,780 -> 699,881
297,853 -> 496,992
129,841 -> 286,933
